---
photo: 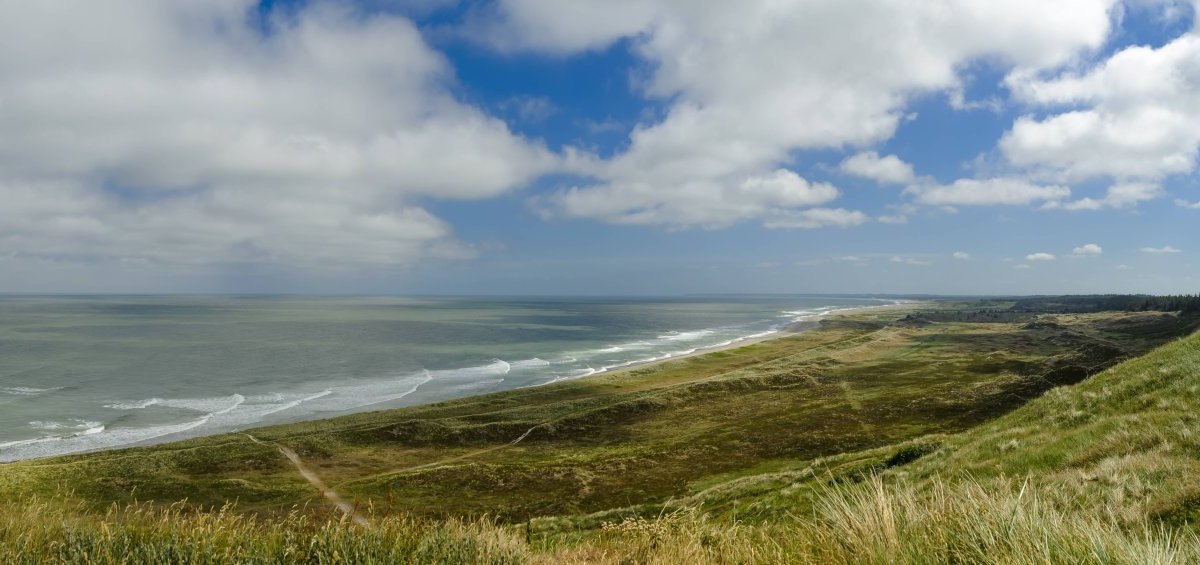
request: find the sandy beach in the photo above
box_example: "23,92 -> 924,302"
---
591,300 -> 921,377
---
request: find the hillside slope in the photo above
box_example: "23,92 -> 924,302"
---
2,305 -> 1199,563
3,306 -> 1191,521
531,325 -> 1200,562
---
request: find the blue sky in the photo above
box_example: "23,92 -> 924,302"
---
0,1 -> 1197,295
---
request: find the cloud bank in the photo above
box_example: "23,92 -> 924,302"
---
501,0 -> 1119,227
0,1 -> 554,268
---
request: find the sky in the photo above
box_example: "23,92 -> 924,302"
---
1,0 -> 1198,295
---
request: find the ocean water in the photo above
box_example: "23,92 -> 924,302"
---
0,295 -> 894,461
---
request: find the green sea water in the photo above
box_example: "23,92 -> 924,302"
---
0,295 -> 892,461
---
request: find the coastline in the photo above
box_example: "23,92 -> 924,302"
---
584,300 -> 918,378
1,300 -> 918,463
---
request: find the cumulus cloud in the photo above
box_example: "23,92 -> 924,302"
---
840,152 -> 915,184
890,256 -> 932,266
1043,182 -> 1165,210
495,0 -> 1118,227
1072,243 -> 1104,255
1002,32 -> 1200,182
762,208 -> 868,230
1026,252 -> 1056,261
0,2 -> 555,268
548,169 -> 842,228
795,254 -> 869,267
1142,245 -> 1183,254
905,178 -> 1070,206
953,252 -> 971,260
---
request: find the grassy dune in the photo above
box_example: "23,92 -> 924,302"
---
534,327 -> 1200,563
2,301 -> 1200,562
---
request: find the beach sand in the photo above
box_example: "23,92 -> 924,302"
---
593,301 -> 919,377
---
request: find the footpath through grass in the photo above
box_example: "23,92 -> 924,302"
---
2,300 -> 1200,563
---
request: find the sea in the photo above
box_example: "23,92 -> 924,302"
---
0,295 -> 898,462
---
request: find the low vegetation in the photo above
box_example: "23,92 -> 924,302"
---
2,298 -> 1200,562
0,500 -> 529,564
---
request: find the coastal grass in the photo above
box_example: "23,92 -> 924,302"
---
0,499 -> 529,564
2,476 -> 1197,564
3,302 -> 1200,562
535,476 -> 1199,564
2,305 -> 1195,523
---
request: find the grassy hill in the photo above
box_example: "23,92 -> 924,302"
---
533,318 -> 1200,563
2,301 -> 1200,563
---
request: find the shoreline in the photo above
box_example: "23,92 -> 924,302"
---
580,300 -> 919,379
2,300 -> 918,464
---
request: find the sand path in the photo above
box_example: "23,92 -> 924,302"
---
244,423 -> 543,526
243,433 -> 371,528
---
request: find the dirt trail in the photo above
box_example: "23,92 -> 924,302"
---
247,325 -> 896,504
385,423 -> 545,475
244,424 -> 543,524
243,434 -> 371,528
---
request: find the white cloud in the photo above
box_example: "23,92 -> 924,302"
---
1177,198 -> 1200,209
878,203 -> 918,224
549,169 -> 841,228
1026,252 -> 1056,261
493,0 -> 1119,227
762,208 -> 868,230
890,256 -> 932,266
1044,182 -> 1165,210
1072,243 -> 1104,255
1044,198 -> 1104,211
840,151 -> 915,184
0,2 -> 556,268
795,254 -> 869,267
1014,263 -> 1032,270
1141,245 -> 1183,254
1116,263 -> 1132,270
953,252 -> 971,260
906,178 -> 1070,206
1002,33 -> 1200,182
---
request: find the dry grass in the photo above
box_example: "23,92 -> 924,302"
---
0,499 -> 530,564
541,476 -> 1198,564
3,307 -> 1199,563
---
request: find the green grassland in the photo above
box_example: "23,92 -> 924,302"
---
3,300 -> 1200,563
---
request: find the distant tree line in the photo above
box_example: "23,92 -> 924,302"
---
1011,295 -> 1200,314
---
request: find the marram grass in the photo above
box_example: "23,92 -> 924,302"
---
0,499 -> 528,564
540,476 -> 1198,564
4,309 -> 1200,563
3,474 -> 1196,564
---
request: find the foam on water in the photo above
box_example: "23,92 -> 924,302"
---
29,419 -> 103,431
657,329 -> 715,341
323,372 -> 432,411
0,386 -> 61,396
105,398 -> 165,410
0,297 -> 902,461
0,418 -> 208,462
425,360 -> 512,379
0,391 -> 337,461
510,358 -> 550,370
